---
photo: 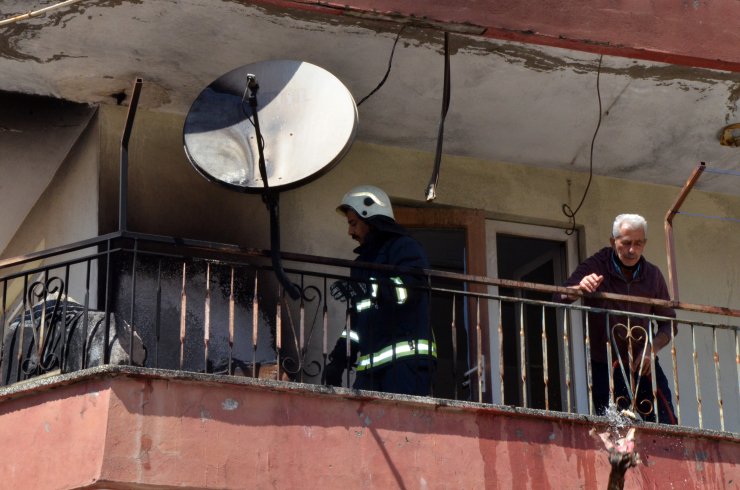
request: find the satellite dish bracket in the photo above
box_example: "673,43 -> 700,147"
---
247,75 -> 300,300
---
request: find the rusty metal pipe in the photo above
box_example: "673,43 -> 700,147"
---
664,162 -> 706,300
119,78 -> 143,233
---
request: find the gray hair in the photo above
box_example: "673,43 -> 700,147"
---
612,214 -> 648,239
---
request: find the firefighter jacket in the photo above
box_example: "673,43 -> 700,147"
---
347,229 -> 435,373
562,247 -> 676,364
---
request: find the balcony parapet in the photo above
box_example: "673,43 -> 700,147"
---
1,231 -> 738,434
0,365 -> 737,489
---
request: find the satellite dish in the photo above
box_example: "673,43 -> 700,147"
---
183,59 -> 358,192
183,60 -> 358,299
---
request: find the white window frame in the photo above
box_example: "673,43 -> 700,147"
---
485,220 -> 588,414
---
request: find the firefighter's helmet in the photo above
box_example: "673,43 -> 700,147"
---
337,185 -> 395,220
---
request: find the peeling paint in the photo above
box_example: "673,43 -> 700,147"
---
458,36 -> 739,91
726,83 -> 740,121
222,398 -> 239,410
356,409 -> 374,426
0,0 -> 144,62
137,433 -> 152,470
200,406 -> 211,422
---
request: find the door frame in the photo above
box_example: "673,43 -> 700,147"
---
394,206 -> 490,401
486,220 -> 588,413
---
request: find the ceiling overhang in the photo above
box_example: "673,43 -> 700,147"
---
0,0 -> 738,197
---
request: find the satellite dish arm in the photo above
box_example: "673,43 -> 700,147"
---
266,193 -> 301,300
247,75 -> 300,300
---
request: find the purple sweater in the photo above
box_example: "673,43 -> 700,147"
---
563,247 -> 676,364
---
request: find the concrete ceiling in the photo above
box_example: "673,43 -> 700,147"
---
1,0 -> 739,201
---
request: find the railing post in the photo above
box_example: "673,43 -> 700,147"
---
712,327 -> 724,431
498,301 -> 505,405
179,262 -> 187,371
671,321 -> 681,425
584,313 -> 593,416
519,302 -> 527,408
252,271 -> 260,378
541,305 -> 549,411
692,324 -> 703,429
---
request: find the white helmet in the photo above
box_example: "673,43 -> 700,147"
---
337,185 -> 395,220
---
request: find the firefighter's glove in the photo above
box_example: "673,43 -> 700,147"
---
328,336 -> 359,365
330,280 -> 371,302
323,358 -> 345,387
324,337 -> 359,386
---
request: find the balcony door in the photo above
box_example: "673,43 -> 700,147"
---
394,207 -> 488,401
486,220 -> 588,413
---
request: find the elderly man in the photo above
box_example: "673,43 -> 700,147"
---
323,185 -> 436,396
561,214 -> 677,423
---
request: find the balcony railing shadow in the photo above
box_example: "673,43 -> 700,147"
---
1,231 -> 738,435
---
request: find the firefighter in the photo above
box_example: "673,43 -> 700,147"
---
323,185 -> 436,396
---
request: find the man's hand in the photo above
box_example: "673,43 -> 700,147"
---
561,273 -> 604,300
631,331 -> 670,376
576,273 -> 604,293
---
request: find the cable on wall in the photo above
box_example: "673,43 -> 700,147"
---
561,54 -> 604,235
356,24 -> 407,107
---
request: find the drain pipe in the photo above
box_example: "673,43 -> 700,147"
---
664,162 -> 705,301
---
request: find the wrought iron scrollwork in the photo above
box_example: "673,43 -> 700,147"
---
280,284 -> 323,380
20,277 -> 66,377
611,321 -> 655,418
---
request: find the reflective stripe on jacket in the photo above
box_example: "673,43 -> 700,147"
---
350,231 -> 432,370
356,339 -> 437,372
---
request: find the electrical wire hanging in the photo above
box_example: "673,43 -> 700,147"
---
562,54 -> 604,235
356,24 -> 407,107
426,31 -> 451,202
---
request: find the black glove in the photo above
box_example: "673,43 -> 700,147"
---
324,358 -> 345,386
330,279 -> 372,302
322,336 -> 359,386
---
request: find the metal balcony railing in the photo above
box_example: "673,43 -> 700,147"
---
1,231 -> 738,434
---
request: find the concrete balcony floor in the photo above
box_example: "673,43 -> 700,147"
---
0,366 -> 737,489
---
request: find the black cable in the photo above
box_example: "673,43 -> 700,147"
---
426,31 -> 451,202
356,25 -> 407,107
241,89 -> 266,159
562,54 -> 604,235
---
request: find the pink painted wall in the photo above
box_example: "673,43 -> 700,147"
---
0,382 -> 110,489
286,0 -> 740,71
1,374 -> 737,489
